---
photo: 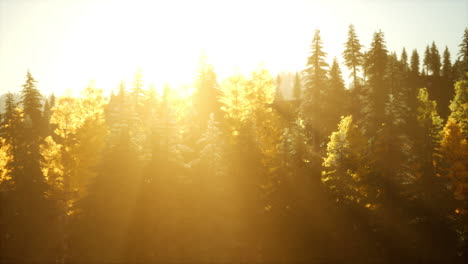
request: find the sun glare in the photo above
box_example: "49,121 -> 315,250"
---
43,0 -> 347,96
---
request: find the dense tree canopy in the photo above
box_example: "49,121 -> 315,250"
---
0,27 -> 467,264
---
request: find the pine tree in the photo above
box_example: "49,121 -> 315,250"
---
442,46 -> 452,79
448,80 -> 468,137
343,24 -> 364,89
409,88 -> 459,261
70,130 -> 141,262
220,72 -> 248,128
458,28 -> 468,79
401,48 -> 409,71
21,71 -> 43,133
362,30 -> 388,134
439,119 -> 468,207
322,115 -> 368,204
430,42 -> 441,76
0,93 -> 20,143
424,45 -> 431,75
1,73 -> 59,262
323,58 -> 347,133
415,88 -> 444,179
410,49 -> 420,76
301,29 -> 329,146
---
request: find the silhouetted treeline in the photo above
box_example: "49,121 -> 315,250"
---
0,26 -> 467,263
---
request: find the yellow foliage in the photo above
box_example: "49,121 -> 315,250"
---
40,136 -> 64,187
46,85 -> 108,195
440,118 -> 468,202
0,138 -> 12,182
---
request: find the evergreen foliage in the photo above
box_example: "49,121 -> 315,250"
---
0,28 -> 467,264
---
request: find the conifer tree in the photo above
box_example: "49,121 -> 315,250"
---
1,72 -> 59,262
322,58 -> 347,133
439,119 -> 467,206
301,29 -> 329,146
411,49 -> 420,76
458,28 -> 468,79
410,88 -> 458,261
343,24 -> 363,89
430,42 -> 441,76
442,46 -> 452,79
448,80 -> 468,137
424,45 -> 431,75
322,115 -> 368,204
70,129 -> 141,263
401,48 -> 409,71
0,93 -> 20,143
362,30 -> 388,134
415,88 -> 444,179
21,71 -> 43,132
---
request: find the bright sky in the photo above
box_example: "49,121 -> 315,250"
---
0,0 -> 467,96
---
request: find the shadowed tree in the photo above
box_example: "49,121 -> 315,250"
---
301,29 -> 329,147
362,30 -> 388,135
343,24 -> 364,90
458,28 -> 468,79
442,46 -> 453,79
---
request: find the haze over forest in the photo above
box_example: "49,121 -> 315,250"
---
0,0 -> 468,263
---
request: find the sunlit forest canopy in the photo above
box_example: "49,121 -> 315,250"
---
1,0 -> 468,263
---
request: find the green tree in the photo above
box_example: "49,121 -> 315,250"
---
423,45 -> 431,75
448,80 -> 468,137
343,24 -> 364,89
70,130 -> 141,262
442,46 -> 452,79
322,58 -> 347,133
410,49 -> 420,76
430,42 -> 442,76
458,28 -> 468,79
301,29 -> 329,146
400,48 -> 409,71
1,73 -> 60,262
362,30 -> 388,134
21,71 -> 43,136
322,115 -> 368,204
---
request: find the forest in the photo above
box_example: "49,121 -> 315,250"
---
0,25 -> 467,263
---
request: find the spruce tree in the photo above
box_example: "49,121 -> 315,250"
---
430,42 -> 441,76
442,46 -> 452,79
301,29 -> 329,146
458,28 -> 468,79
323,58 -> 347,133
424,45 -> 431,75
410,49 -> 420,76
343,24 -> 363,89
1,72 -> 59,262
21,71 -> 42,133
70,129 -> 141,262
401,48 -> 409,71
448,80 -> 468,137
362,30 -> 388,134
